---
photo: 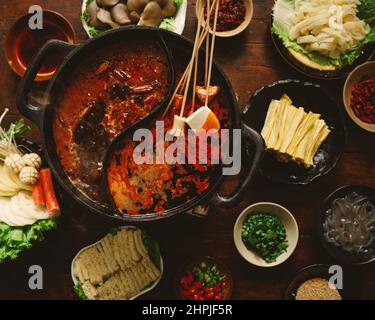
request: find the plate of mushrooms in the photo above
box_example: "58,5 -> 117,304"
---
81,0 -> 187,37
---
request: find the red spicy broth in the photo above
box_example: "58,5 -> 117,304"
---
107,56 -> 231,215
53,40 -> 170,204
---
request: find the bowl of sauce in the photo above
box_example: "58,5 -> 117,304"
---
196,0 -> 253,37
5,10 -> 77,81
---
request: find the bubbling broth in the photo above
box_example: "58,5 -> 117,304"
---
53,40 -> 170,204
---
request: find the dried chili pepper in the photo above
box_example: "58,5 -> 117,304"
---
350,77 -> 375,124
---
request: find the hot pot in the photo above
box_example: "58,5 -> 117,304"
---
16,27 -> 264,221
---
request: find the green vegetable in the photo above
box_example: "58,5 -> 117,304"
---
142,231 -> 161,270
0,219 -> 57,263
6,119 -> 30,139
193,262 -> 225,287
241,212 -> 288,263
272,0 -> 375,67
81,0 -> 108,37
160,0 -> 184,31
74,280 -> 88,300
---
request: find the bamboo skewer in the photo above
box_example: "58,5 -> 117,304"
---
205,0 -> 211,87
205,0 -> 220,106
163,0 -> 220,135
162,0 -> 218,118
179,7 -> 206,118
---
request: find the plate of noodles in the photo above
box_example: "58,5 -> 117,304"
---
270,0 -> 375,80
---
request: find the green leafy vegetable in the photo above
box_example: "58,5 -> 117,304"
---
193,262 -> 225,288
272,0 -> 375,67
142,231 -> 161,270
74,280 -> 88,300
0,219 -> 57,263
241,212 -> 288,263
159,0 -> 184,31
6,119 -> 31,139
81,0 -> 108,37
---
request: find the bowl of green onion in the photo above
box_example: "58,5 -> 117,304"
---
234,202 -> 299,267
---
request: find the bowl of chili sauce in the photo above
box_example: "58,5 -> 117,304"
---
196,0 -> 253,37
343,61 -> 375,133
5,10 -> 77,81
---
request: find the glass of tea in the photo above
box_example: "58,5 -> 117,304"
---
5,10 -> 77,81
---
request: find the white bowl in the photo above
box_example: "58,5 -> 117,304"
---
234,202 -> 299,267
71,225 -> 163,300
81,0 -> 187,38
196,0 -> 253,38
343,61 -> 375,133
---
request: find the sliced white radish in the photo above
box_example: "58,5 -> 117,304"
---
0,197 -> 15,226
0,197 -> 24,226
16,191 -> 49,220
9,194 -> 38,225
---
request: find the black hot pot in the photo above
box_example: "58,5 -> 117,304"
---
16,27 -> 264,222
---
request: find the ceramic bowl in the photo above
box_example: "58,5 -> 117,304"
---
343,61 -> 375,133
195,0 -> 253,37
234,202 -> 299,267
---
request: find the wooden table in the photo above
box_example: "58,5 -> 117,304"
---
0,0 -> 374,300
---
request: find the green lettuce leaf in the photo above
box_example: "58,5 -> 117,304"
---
81,0 -> 109,37
0,219 -> 57,263
272,0 -> 375,68
159,0 -> 184,31
74,281 -> 88,300
6,118 -> 31,139
142,231 -> 161,270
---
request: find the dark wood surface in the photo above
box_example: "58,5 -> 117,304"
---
0,0 -> 374,300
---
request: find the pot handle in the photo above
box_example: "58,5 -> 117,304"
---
209,123 -> 264,208
16,39 -> 76,128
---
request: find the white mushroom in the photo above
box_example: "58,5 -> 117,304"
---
138,1 -> 164,27
130,11 -> 140,23
87,0 -> 108,29
19,167 -> 39,185
127,0 -> 149,14
97,8 -> 121,28
23,153 -> 42,169
111,3 -> 132,25
159,0 -> 176,17
97,0 -> 120,7
4,154 -> 25,174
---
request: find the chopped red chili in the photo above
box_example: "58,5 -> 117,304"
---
350,77 -> 375,124
206,0 -> 246,32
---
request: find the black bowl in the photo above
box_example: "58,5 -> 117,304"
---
284,264 -> 347,300
318,185 -> 375,265
242,79 -> 346,185
270,19 -> 375,81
